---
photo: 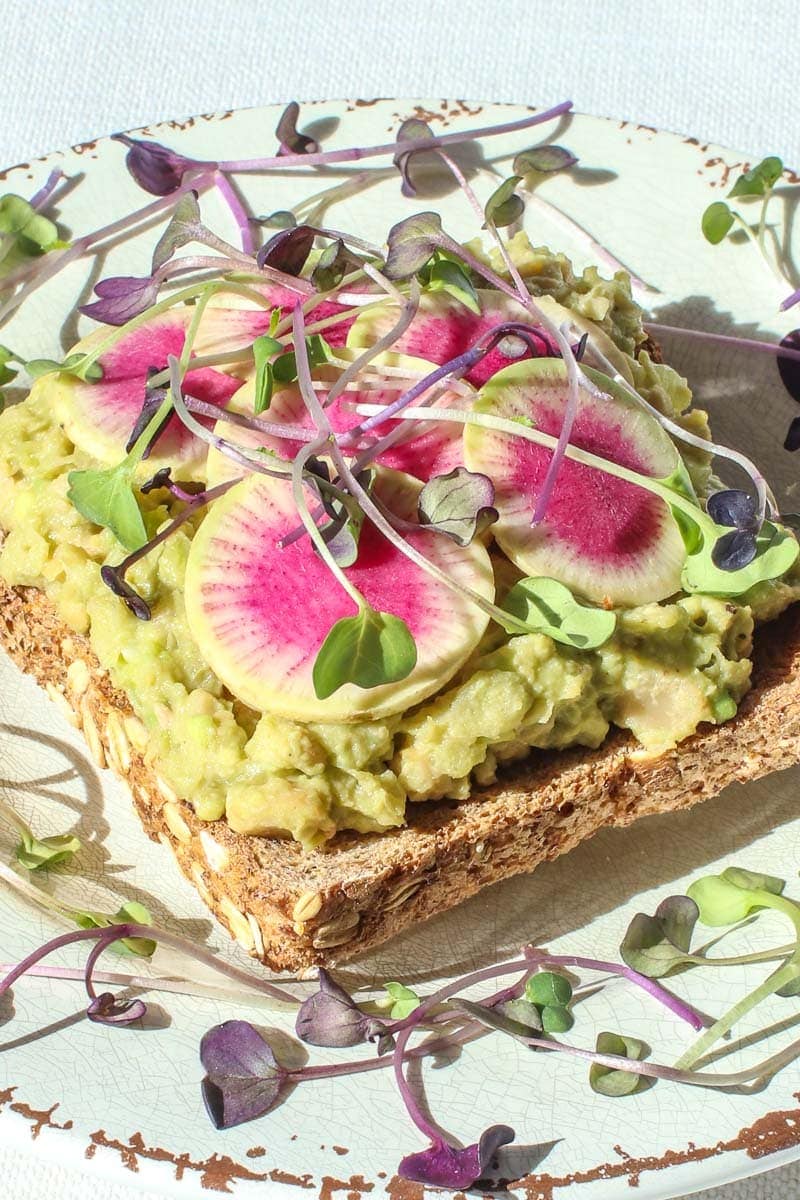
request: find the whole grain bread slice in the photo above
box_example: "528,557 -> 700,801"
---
2,577 -> 799,974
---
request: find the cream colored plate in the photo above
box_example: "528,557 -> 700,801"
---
0,99 -> 799,1199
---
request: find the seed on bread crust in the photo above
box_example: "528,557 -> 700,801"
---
292,891 -> 323,924
80,698 -> 106,768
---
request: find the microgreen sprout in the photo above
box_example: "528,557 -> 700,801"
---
701,156 -> 791,295
0,795 -> 81,871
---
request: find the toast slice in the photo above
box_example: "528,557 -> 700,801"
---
2,576 -> 799,974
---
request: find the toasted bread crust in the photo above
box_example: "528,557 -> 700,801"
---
2,578 -> 800,973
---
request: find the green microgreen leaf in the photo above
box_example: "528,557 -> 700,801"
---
681,521 -> 799,596
451,997 -> 543,1039
687,868 -> 786,927
311,238 -> 359,292
312,608 -> 417,699
620,896 -> 700,978
252,334 -> 283,415
151,190 -> 203,272
15,829 -> 82,872
272,334 -> 332,384
72,899 -> 156,957
420,254 -> 480,314
384,211 -> 443,280
502,576 -> 616,649
254,210 -> 297,229
500,997 -> 544,1032
525,970 -> 573,1008
67,462 -> 148,552
513,145 -> 578,175
701,201 -> 735,245
484,176 -> 524,228
384,982 -> 421,1019
0,193 -> 65,272
728,156 -> 783,199
25,352 -> 103,382
0,344 -> 18,387
589,1032 -> 648,1097
540,1004 -> 574,1033
417,467 -> 498,546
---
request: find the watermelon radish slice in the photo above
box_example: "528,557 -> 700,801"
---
45,310 -> 243,470
205,370 -> 466,488
463,359 -> 686,606
184,467 -> 494,721
347,290 -> 635,388
199,282 -> 358,354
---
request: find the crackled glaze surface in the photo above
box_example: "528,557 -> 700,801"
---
0,100 -> 799,1199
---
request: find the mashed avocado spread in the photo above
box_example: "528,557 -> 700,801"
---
1,244 -> 797,849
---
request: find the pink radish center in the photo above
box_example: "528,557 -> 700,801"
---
392,307 -> 542,387
202,495 -> 439,659
508,403 -> 665,563
91,316 -> 241,453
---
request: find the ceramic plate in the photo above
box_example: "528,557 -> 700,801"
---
0,99 -> 799,1200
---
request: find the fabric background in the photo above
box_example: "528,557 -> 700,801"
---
0,0 -> 797,1196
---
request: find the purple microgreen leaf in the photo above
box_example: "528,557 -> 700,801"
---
728,156 -> 783,200
140,466 -> 205,500
151,191 -> 203,272
784,415 -> 800,451
513,144 -> 578,175
320,500 -> 364,569
706,489 -> 759,531
113,133 -> 199,196
311,238 -> 360,292
252,334 -> 283,415
589,1032 -> 649,1097
275,101 -> 320,156
710,528 -> 758,570
417,467 -> 498,546
502,577 -> 616,649
393,118 -> 436,198
399,1125 -> 515,1188
384,982 -> 421,1020
256,223 -> 315,275
620,896 -> 700,978
100,564 -> 152,621
87,992 -> 147,1026
295,969 -> 390,1048
384,211 -> 443,280
125,377 -> 172,457
778,330 -> 800,406
80,274 -> 161,326
484,175 -> 524,228
67,463 -> 147,552
702,201 -> 734,245
200,1020 -> 290,1129
312,608 -> 417,699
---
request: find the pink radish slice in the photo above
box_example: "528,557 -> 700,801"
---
48,310 -> 242,469
348,289 -> 548,387
463,359 -> 686,606
184,468 -> 494,722
205,374 -> 465,487
199,283 -> 357,353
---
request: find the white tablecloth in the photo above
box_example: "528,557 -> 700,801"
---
0,0 -> 797,1196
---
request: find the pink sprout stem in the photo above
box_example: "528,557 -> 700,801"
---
781,286 -> 800,312
646,321 -> 800,365
29,169 -> 65,211
0,923 -> 298,1006
218,102 -> 573,173
215,170 -> 255,255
